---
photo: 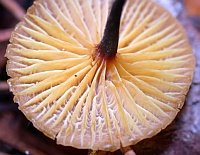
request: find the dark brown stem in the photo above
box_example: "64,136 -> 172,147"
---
97,0 -> 126,59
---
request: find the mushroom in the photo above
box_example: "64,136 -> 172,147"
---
6,0 -> 195,154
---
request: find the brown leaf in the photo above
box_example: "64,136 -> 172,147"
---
184,0 -> 200,16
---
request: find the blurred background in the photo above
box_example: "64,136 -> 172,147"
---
0,0 -> 200,155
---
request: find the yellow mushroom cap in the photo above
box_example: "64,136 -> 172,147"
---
6,0 -> 195,152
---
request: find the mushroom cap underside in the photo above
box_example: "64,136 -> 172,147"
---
6,0 -> 195,152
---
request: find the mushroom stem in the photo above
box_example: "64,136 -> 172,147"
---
97,0 -> 126,59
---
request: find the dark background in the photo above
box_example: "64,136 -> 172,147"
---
0,0 -> 200,155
